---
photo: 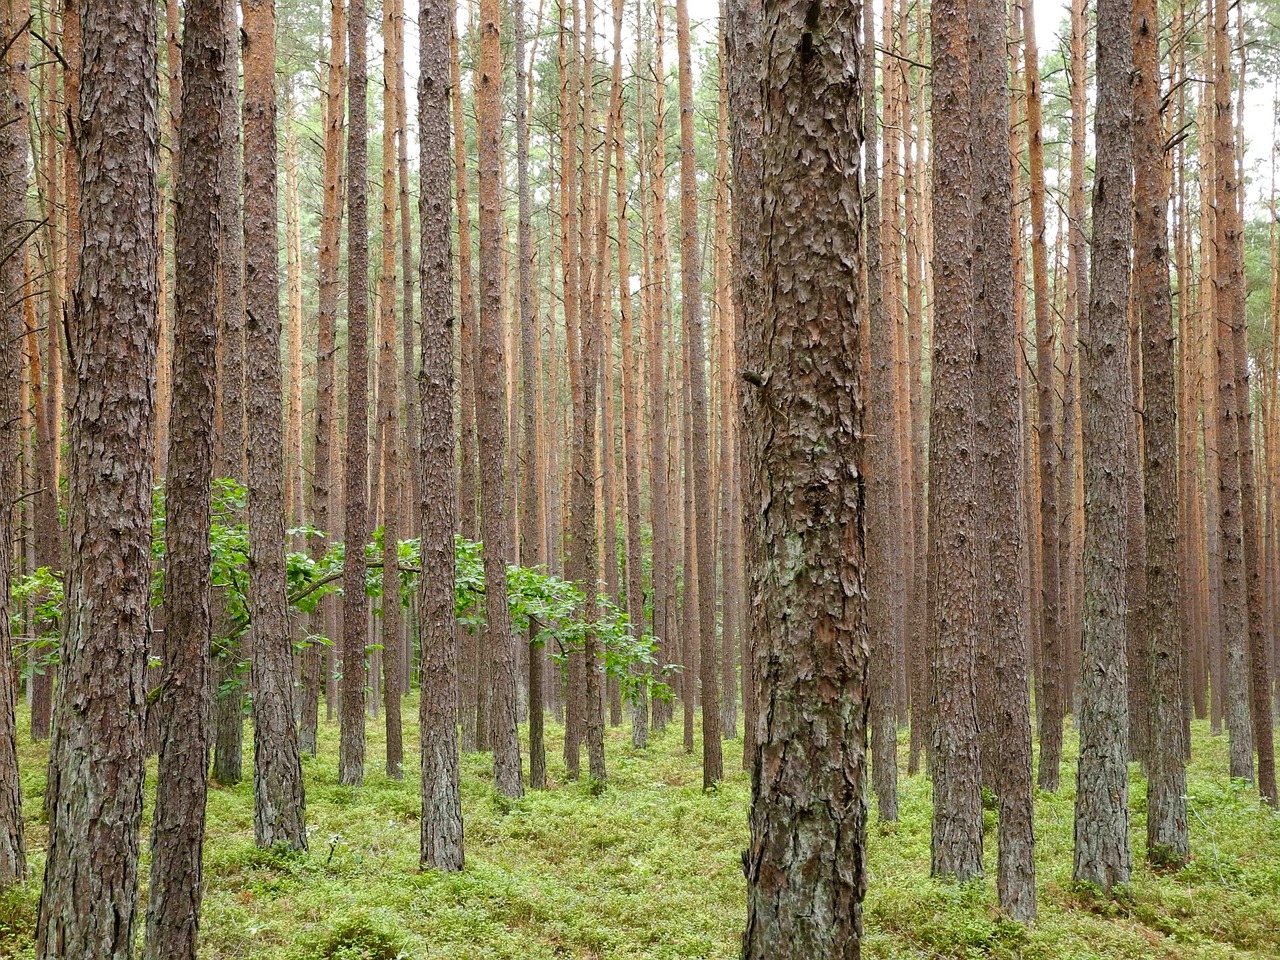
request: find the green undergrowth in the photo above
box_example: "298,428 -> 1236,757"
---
2,706 -> 1278,958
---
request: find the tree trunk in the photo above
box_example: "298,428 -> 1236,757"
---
212,0 -> 247,785
378,0 -> 405,780
927,0 -> 983,883
973,0 -> 1035,917
742,2 -> 868,952
673,0 -> 722,788
0,2 -> 28,888
725,0 -> 762,774
302,0 -> 346,758
862,1 -> 898,823
340,0 -> 371,787
1023,0 -> 1064,794
1133,0 -> 1189,866
36,2 -> 158,950
1073,0 -> 1133,892
477,0 -> 523,798
145,0 -> 224,951
612,0 -> 646,752
243,0 -> 307,849
418,0 -> 464,871
516,0 -> 546,785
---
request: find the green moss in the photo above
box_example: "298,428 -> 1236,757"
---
6,707 -> 1280,958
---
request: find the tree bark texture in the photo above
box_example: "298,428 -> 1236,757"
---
742,1 -> 869,955
37,2 -> 159,952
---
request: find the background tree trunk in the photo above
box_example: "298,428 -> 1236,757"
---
243,0 -> 307,850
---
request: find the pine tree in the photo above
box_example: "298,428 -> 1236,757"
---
37,2 -> 160,950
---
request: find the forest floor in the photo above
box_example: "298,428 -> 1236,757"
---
1,701 -> 1278,959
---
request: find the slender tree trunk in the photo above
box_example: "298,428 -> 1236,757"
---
928,0 -> 983,882
1217,0 -> 1276,803
379,0 -> 405,779
243,0 -> 307,849
713,42 -> 738,742
340,0 -> 371,787
742,3 -> 867,953
515,0 -> 546,787
212,0 -> 247,781
1023,0 -> 1064,793
0,2 -> 28,889
145,0 -> 224,951
302,0 -> 346,757
1073,0 -> 1133,892
612,0 -> 646,752
452,10 -> 482,754
36,1 -> 158,949
673,0 -> 722,788
725,0 -> 762,775
863,0 -> 898,823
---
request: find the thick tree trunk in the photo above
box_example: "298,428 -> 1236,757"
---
742,2 -> 868,953
243,0 -> 307,850
477,0 -> 523,799
36,2 -> 158,950
418,0 -> 464,870
145,0 -> 224,952
1133,0 -> 1189,866
1073,0 -> 1134,893
973,0 -> 1036,917
928,0 -> 983,883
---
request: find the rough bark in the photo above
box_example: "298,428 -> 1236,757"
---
418,0 -> 464,870
36,1 -> 158,951
243,0 -> 307,850
145,0 -> 224,951
927,0 -> 983,883
742,1 -> 868,953
972,0 -> 1035,917
1073,0 -> 1133,892
477,0 -> 523,798
1133,0 -> 1189,865
340,0 -> 371,787
1211,0 -> 1253,785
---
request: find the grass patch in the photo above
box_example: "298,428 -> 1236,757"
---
4,704 -> 1279,957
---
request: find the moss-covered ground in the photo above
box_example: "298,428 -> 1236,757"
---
1,701 -> 1278,958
